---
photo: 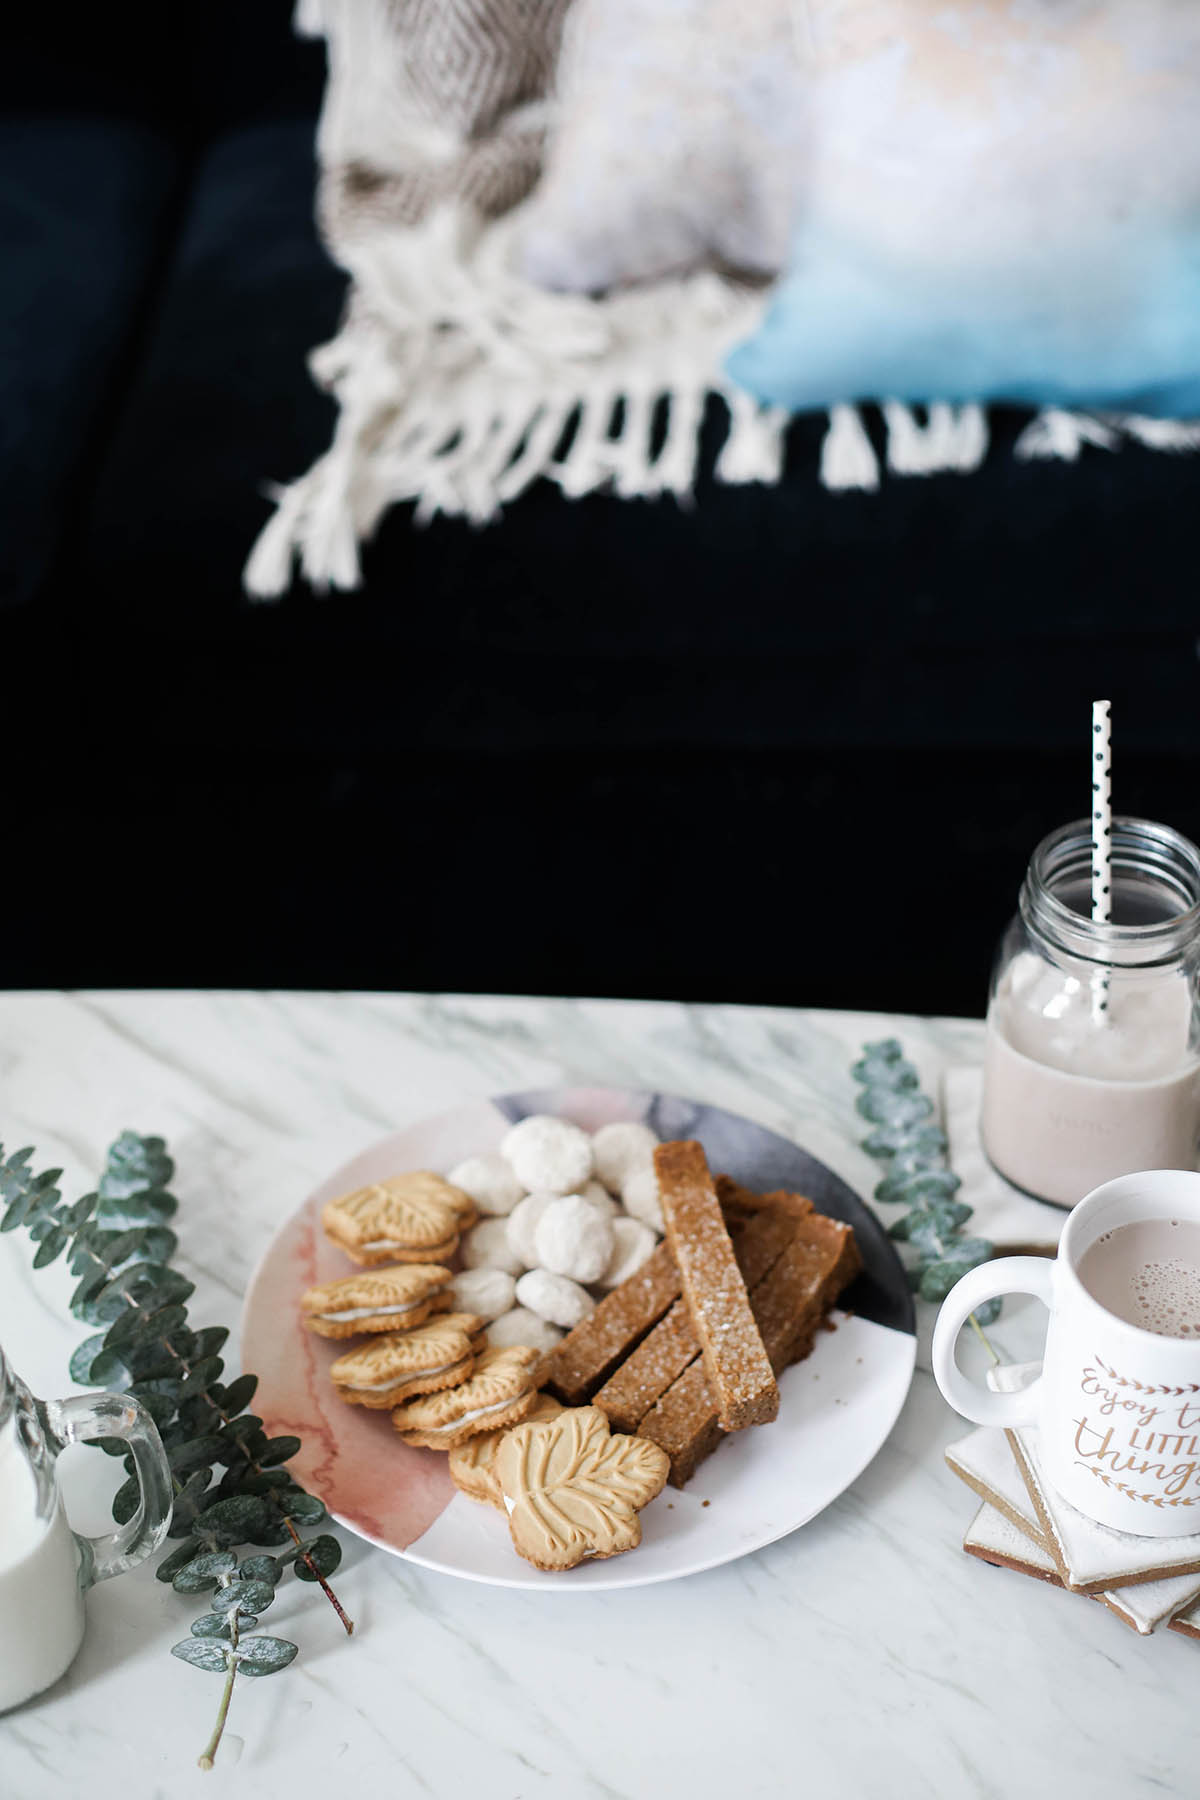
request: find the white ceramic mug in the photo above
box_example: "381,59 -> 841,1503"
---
932,1170 -> 1200,1538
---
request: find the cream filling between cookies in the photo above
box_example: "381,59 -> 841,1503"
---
413,1393 -> 532,1435
318,1298 -> 428,1323
357,1237 -> 453,1253
343,1356 -> 469,1393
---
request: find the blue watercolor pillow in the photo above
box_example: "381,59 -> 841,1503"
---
726,3 -> 1200,420
728,228 -> 1200,420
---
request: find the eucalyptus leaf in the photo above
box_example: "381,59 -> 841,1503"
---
105,1301 -> 188,1352
290,1536 -> 341,1581
238,1556 -> 282,1584
851,1055 -> 918,1091
156,1539 -> 202,1583
861,1121 -> 948,1158
221,1373 -> 257,1415
855,1088 -> 935,1128
170,1639 -> 230,1675
196,1495 -> 274,1541
191,1327 -> 229,1362
190,1614 -> 254,1640
168,1470 -> 215,1537
172,1551 -> 238,1594
32,1226 -> 69,1268
169,1436 -> 229,1477
112,1476 -> 141,1525
63,1191 -> 99,1230
94,1190 -> 178,1230
234,1636 -> 297,1677
973,1297 -> 1003,1327
98,1132 -> 174,1200
281,1492 -> 326,1527
68,1333 -> 111,1385
211,1580 -> 276,1617
257,1436 -> 302,1469
874,1169 -> 962,1208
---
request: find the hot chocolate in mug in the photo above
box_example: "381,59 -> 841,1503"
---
0,1342 -> 172,1711
933,1170 -> 1200,1538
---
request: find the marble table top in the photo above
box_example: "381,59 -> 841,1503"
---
0,992 -> 1192,1799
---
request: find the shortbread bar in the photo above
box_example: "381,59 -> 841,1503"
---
639,1211 -> 860,1486
594,1198 -> 800,1433
655,1141 -> 779,1432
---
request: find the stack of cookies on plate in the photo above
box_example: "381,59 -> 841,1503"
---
302,1127 -> 861,1570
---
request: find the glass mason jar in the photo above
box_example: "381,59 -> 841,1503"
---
981,817 -> 1200,1208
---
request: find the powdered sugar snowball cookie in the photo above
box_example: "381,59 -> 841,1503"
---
462,1217 -> 526,1277
621,1162 -> 664,1234
580,1178 -> 618,1219
506,1191 -> 556,1267
600,1217 -> 657,1288
446,1152 -> 524,1217
533,1194 -> 614,1284
500,1115 -> 594,1196
591,1121 -> 659,1194
449,1266 -> 517,1323
516,1268 -> 596,1329
487,1307 -> 564,1352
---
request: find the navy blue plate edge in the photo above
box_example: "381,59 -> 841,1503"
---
493,1086 -> 916,1339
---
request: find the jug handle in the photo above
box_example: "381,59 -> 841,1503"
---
42,1392 -> 173,1586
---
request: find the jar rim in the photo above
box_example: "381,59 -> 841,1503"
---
1021,816 -> 1200,968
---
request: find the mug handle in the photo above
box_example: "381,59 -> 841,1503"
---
931,1256 -> 1056,1429
42,1391 -> 173,1586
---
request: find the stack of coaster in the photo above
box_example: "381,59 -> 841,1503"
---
947,1362 -> 1200,1641
541,1145 -> 861,1488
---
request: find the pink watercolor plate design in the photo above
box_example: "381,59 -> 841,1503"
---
242,1086 -> 916,1590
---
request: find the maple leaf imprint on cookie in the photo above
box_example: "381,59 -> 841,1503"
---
495,1405 -> 670,1570
325,1174 -> 462,1250
332,1314 -> 480,1384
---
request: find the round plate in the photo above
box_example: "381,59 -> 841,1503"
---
242,1086 -> 916,1590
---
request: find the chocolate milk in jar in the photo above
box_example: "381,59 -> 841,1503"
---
981,819 -> 1200,1208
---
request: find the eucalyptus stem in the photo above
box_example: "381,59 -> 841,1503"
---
968,1311 -> 1001,1364
284,1516 -> 354,1634
198,1616 -> 240,1773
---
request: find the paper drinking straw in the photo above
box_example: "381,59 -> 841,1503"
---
1091,699 -> 1112,1021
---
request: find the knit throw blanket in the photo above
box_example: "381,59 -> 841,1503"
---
246,0 -> 1200,596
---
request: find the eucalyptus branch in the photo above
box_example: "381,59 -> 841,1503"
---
0,1132 -> 351,1769
852,1039 -> 1001,1325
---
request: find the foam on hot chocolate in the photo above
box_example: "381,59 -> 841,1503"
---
1079,1218 -> 1200,1338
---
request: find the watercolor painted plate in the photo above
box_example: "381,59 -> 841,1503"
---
242,1087 -> 916,1591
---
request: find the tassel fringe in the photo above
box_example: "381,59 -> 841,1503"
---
244,205 -> 1200,596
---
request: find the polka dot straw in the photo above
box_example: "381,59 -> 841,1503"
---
1091,699 -> 1112,1020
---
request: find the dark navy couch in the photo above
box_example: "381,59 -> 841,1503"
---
5,5 -> 1199,1014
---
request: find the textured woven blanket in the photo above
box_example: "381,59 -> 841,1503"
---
246,0 -> 1200,596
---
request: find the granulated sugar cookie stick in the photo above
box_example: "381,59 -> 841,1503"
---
594,1199 -> 799,1434
715,1176 -> 814,1226
639,1212 -> 859,1487
655,1141 -> 778,1432
540,1242 -> 681,1405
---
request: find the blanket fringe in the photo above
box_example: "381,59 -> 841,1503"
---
883,401 -> 989,477
244,206 -> 1200,597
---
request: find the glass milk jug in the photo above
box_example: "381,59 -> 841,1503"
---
0,1342 -> 172,1712
981,817 -> 1200,1208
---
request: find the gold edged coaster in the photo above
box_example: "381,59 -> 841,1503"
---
989,1362 -> 1200,1595
964,1502 -> 1062,1586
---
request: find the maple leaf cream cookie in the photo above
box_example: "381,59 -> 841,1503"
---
301,1263 -> 454,1339
322,1171 -> 473,1265
330,1312 -> 487,1408
449,1392 -> 565,1509
495,1405 -> 669,1572
391,1345 -> 542,1447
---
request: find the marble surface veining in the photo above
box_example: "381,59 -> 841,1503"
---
0,992 -> 1191,1800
